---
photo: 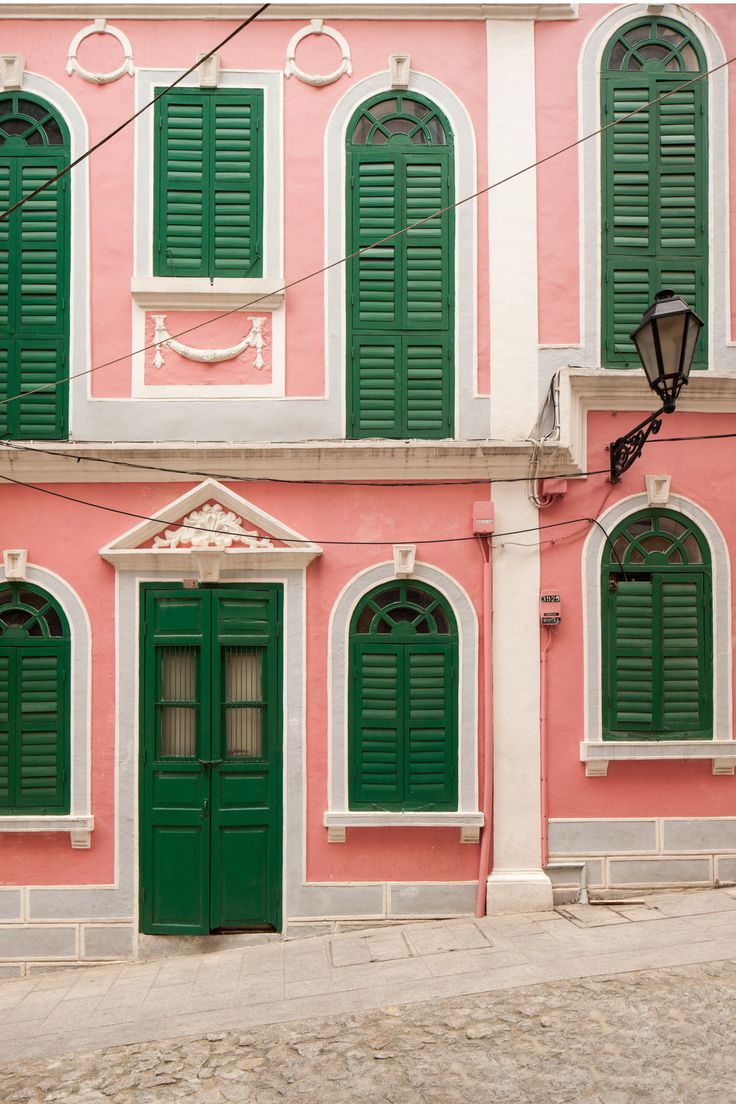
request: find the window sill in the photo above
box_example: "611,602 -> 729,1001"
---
580,741 -> 736,777
131,277 -> 285,311
0,814 -> 94,848
323,810 -> 484,843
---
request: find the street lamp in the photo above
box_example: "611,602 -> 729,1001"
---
609,289 -> 704,483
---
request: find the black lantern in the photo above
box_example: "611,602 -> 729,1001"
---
609,290 -> 704,482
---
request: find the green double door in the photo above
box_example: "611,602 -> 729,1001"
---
139,585 -> 282,934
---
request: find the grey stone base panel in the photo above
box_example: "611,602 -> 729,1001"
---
290,882 -> 477,921
0,923 -> 135,975
548,817 -> 736,895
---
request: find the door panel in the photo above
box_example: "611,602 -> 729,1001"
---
140,585 -> 282,935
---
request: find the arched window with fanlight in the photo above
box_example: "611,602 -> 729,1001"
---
0,92 -> 69,439
601,17 -> 707,368
603,509 -> 712,741
0,583 -> 70,813
349,581 -> 457,809
346,92 -> 454,440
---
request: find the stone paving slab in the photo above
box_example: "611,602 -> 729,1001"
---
3,888 -> 736,1065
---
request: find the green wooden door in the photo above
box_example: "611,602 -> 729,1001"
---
140,585 -> 282,935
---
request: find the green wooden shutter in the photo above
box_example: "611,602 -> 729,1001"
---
352,645 -> 403,806
213,97 -> 261,277
0,163 -> 9,334
602,55 -> 707,368
0,157 -> 68,439
605,573 -> 710,740
405,339 -> 451,438
607,579 -> 655,735
156,95 -> 208,277
406,649 -> 453,806
350,336 -> 401,438
347,98 -> 454,440
17,650 -> 65,808
0,654 -> 9,807
0,647 -> 68,813
155,90 -> 262,280
352,159 -> 399,329
661,575 -> 709,733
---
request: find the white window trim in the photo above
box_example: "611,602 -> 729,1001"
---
581,491 -> 732,774
325,562 -> 482,840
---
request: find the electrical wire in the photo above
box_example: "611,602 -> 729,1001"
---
0,4 -> 270,224
0,437 -> 611,486
0,469 -> 609,548
0,52 -> 731,411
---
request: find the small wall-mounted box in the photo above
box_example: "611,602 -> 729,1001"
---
540,589 -> 561,625
472,501 -> 494,534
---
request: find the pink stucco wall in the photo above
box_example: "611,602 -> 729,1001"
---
541,410 -> 736,822
0,480 -> 487,888
0,17 -> 490,400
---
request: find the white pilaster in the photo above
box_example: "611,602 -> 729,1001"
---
487,19 -> 539,440
488,482 -> 553,914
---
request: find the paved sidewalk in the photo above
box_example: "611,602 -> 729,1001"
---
2,887 -> 736,1066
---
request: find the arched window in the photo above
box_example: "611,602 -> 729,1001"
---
349,581 -> 457,809
603,509 -> 711,741
601,18 -> 707,368
0,93 -> 69,439
0,583 -> 70,813
346,93 -> 454,440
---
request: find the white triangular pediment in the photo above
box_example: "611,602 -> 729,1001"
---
100,479 -> 322,572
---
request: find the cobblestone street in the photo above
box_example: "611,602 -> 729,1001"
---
2,959 -> 735,1104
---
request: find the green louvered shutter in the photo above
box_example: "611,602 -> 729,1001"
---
0,157 -> 68,439
0,654 -> 9,806
155,90 -> 262,279
406,649 -> 454,806
661,575 -> 709,734
602,21 -> 707,368
156,95 -> 207,276
0,647 -> 68,813
213,97 -> 260,277
17,650 -> 66,808
351,645 -> 402,807
352,159 -> 399,329
351,336 -> 401,437
0,163 -> 9,336
606,579 -> 655,735
347,95 -> 454,439
605,573 -> 711,740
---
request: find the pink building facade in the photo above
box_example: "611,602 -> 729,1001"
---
0,1 -> 734,972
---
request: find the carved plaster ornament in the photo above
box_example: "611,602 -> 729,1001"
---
66,19 -> 134,85
284,19 -> 352,87
152,315 -> 267,371
152,503 -> 274,551
0,55 -> 24,91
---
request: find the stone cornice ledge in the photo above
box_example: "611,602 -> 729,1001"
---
131,277 -> 284,311
4,2 -> 578,21
581,740 -> 736,777
558,367 -> 736,474
0,440 -> 576,483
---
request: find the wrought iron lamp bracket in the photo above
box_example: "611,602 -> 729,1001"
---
609,407 -> 665,484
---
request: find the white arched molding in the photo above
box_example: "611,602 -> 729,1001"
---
0,564 -> 93,845
581,493 -> 733,776
324,71 -> 488,441
579,4 -> 731,372
17,73 -> 90,438
323,562 -> 483,841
